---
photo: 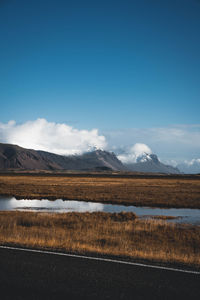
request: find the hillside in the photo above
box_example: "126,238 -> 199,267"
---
0,143 -> 125,171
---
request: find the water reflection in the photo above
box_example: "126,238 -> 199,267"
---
0,197 -> 104,213
0,196 -> 199,225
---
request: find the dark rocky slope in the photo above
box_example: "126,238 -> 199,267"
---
0,143 -> 125,171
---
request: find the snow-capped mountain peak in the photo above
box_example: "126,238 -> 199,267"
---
136,153 -> 159,164
124,152 -> 180,174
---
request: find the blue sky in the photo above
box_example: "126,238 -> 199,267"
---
0,0 -> 200,162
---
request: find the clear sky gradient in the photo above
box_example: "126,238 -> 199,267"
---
1,0 -> 200,130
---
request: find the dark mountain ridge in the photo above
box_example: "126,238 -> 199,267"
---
0,143 -> 180,174
0,143 -> 125,171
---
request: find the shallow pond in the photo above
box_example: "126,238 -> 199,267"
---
0,196 -> 199,225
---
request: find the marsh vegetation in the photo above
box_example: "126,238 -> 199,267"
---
0,174 -> 200,208
0,211 -> 199,268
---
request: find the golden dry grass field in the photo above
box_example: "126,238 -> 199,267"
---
0,211 -> 199,268
0,173 -> 200,208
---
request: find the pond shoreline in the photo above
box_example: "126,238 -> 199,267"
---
1,193 -> 200,209
1,196 -> 200,225
1,174 -> 200,209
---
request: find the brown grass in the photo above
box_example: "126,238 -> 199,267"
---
0,174 -> 200,208
150,215 -> 182,220
0,211 -> 199,268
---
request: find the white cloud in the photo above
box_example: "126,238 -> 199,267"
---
0,119 -> 107,155
177,158 -> 200,174
182,158 -> 200,166
103,124 -> 200,162
117,143 -> 152,163
161,159 -> 178,167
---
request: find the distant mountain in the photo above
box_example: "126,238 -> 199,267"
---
0,143 -> 125,171
124,153 -> 180,174
38,148 -> 125,171
177,159 -> 200,174
0,143 -> 181,174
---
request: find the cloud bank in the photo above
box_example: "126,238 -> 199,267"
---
103,124 -> 200,162
117,143 -> 152,163
0,119 -> 106,155
177,158 -> 200,174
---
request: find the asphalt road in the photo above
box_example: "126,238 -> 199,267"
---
0,247 -> 199,300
